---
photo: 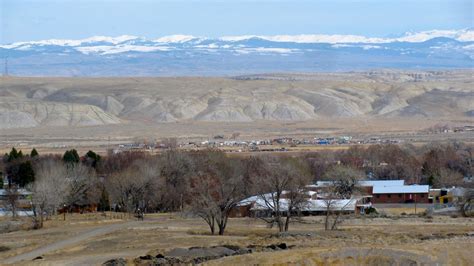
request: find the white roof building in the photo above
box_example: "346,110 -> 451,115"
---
315,180 -> 405,188
372,185 -> 429,194
250,198 -> 357,212
0,189 -> 32,197
358,180 -> 405,187
238,193 -> 358,212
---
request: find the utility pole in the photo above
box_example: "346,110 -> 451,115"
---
414,193 -> 417,215
3,57 -> 8,76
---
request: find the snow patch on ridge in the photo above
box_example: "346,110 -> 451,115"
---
221,29 -> 474,44
0,35 -> 139,48
154,35 -> 199,43
235,47 -> 298,54
1,29 -> 472,50
76,45 -> 172,55
1,29 -> 473,56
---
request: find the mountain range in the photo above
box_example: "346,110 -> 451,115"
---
1,29 -> 473,76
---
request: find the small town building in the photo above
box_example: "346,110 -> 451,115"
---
371,185 -> 429,204
232,179 -> 431,217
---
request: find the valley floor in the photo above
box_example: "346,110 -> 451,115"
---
1,117 -> 473,155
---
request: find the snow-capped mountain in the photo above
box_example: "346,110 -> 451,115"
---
1,29 -> 473,76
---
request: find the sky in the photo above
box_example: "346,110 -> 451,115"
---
0,0 -> 472,44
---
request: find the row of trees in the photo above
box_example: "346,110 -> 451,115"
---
1,149 -> 102,227
1,142 -> 472,233
1,148 -> 102,188
306,142 -> 473,187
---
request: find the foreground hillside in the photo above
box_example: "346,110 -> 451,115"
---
0,71 -> 472,130
1,213 -> 473,265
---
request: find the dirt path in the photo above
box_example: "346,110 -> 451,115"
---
3,220 -> 142,264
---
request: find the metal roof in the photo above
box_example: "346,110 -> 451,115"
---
250,198 -> 356,212
372,185 -> 429,194
315,180 -> 405,188
358,180 -> 405,187
0,189 -> 32,196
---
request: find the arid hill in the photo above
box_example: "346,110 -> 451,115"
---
0,70 -> 472,129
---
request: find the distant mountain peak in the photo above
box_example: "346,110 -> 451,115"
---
2,29 -> 473,48
153,35 -> 201,43
0,29 -> 472,76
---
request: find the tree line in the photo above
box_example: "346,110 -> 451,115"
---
1,141 -> 472,232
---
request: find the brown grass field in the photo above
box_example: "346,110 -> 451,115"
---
0,209 -> 473,265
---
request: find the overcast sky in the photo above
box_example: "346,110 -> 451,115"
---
1,0 -> 472,43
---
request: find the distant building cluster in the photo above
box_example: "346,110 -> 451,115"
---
427,124 -> 474,134
113,135 -> 406,153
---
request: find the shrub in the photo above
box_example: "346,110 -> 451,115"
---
365,207 -> 378,215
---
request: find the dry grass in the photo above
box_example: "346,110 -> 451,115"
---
377,207 -> 427,216
0,211 -> 473,265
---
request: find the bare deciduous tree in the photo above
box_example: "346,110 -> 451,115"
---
3,186 -> 20,220
159,150 -> 194,211
461,189 -> 474,217
65,163 -> 100,211
321,165 -> 364,230
30,159 -> 69,228
160,138 -> 178,149
253,156 -> 311,232
188,150 -> 247,235
106,158 -> 160,215
189,174 -> 217,234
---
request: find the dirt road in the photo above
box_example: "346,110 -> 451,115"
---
3,220 -> 142,264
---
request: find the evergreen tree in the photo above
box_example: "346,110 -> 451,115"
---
30,148 -> 39,157
85,150 -> 101,168
63,149 -> 80,164
8,148 -> 20,162
17,161 -> 35,187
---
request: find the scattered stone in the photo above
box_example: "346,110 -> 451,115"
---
32,256 -> 43,261
399,257 -> 418,266
166,246 -> 236,261
103,258 -> 126,266
112,243 -> 290,265
139,255 -> 154,260
266,244 -> 278,250
265,242 -> 288,251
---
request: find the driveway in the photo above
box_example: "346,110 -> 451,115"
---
3,220 -> 143,264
